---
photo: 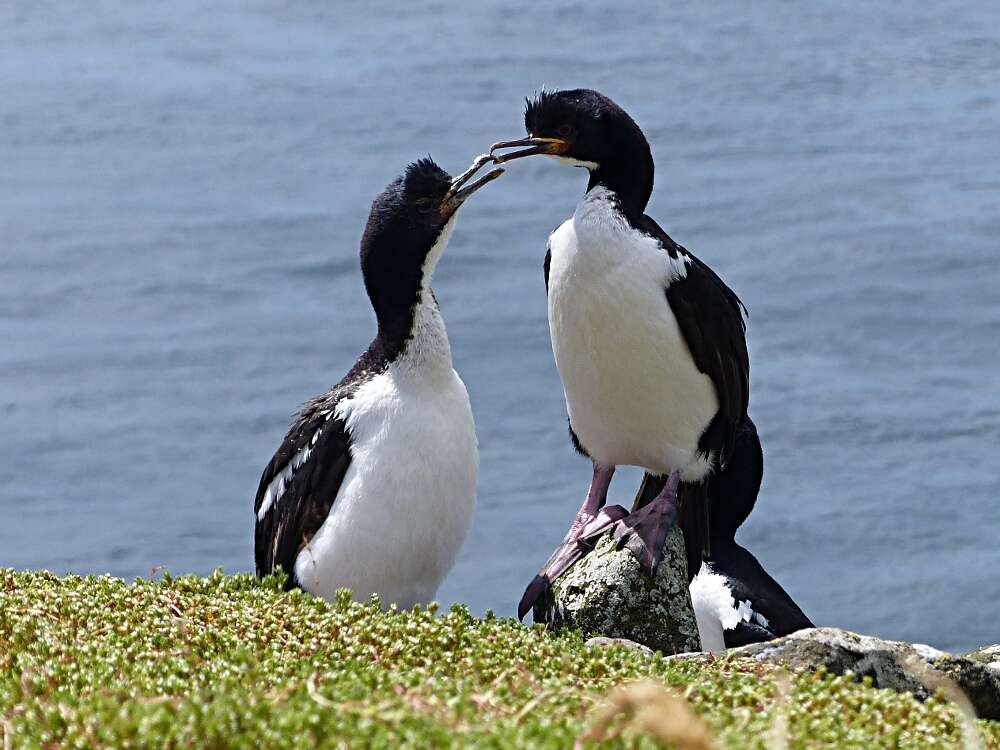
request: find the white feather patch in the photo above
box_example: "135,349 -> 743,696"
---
548,154 -> 600,170
689,566 -> 772,653
689,566 -> 739,652
256,429 -> 322,521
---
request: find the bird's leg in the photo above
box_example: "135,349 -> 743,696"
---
566,463 -> 618,539
599,469 -> 682,577
517,463 -> 625,619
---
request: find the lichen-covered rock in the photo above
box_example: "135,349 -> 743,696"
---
961,644 -> 1000,665
736,628 -> 932,697
668,628 -> 1000,720
935,645 -> 1000,721
585,636 -> 656,657
533,529 -> 701,655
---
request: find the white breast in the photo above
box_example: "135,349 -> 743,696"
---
546,187 -> 718,478
294,302 -> 478,609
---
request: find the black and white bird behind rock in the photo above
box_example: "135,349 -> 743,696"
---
690,417 -> 814,651
253,155 -> 503,608
490,89 -> 751,619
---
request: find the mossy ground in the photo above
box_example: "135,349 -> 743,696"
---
1,569 -> 997,749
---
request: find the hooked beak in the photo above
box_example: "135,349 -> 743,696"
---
441,154 -> 505,220
489,136 -> 569,163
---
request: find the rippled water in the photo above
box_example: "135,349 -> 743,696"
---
3,2 -> 999,651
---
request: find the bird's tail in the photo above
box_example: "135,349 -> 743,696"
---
632,473 -> 707,581
631,471 -> 661,512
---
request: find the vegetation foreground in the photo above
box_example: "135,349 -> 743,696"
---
1,570 -> 997,749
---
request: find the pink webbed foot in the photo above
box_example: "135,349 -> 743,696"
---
517,464 -> 619,620
517,504 -> 628,620
600,470 -> 682,577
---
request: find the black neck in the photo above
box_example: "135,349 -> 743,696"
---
365,268 -> 424,363
586,138 -> 654,222
346,284 -> 435,383
374,308 -> 415,363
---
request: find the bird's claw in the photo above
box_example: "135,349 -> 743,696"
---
518,504 -> 630,621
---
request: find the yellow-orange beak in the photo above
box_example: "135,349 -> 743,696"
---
489,136 -> 570,163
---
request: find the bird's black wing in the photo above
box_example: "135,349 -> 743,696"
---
725,620 -> 776,648
710,544 -> 814,647
254,394 -> 353,588
637,214 -> 750,465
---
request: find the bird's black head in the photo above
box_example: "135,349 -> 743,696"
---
359,156 -> 503,345
490,89 -> 655,217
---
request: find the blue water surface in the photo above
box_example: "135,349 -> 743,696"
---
3,2 -> 999,651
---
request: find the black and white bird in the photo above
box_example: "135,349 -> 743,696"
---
254,155 -> 503,608
490,90 -> 751,619
690,418 -> 814,651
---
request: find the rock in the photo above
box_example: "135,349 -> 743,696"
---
735,628 -> 932,696
585,636 -> 656,657
533,530 -> 701,655
935,646 -> 1000,721
667,627 -> 1000,720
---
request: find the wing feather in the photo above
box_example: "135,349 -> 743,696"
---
254,397 -> 352,588
638,214 -> 750,465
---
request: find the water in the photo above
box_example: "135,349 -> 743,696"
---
3,2 -> 999,652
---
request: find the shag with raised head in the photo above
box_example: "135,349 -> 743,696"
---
254,155 -> 503,608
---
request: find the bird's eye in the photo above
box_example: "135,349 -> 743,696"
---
556,124 -> 574,138
415,197 -> 436,213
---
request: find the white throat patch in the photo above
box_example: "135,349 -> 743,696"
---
421,212 -> 458,285
548,154 -> 600,170
395,213 -> 459,375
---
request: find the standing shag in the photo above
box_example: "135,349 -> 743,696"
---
491,89 -> 750,619
690,418 -> 814,650
254,156 -> 503,608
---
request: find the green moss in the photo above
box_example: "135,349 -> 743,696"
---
0,569 -> 997,749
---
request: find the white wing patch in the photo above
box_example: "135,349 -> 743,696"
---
690,566 -> 742,631
256,429 -> 322,521
735,598 -> 754,623
690,565 -> 771,652
736,599 -> 769,628
665,248 -> 691,283
690,566 -> 737,651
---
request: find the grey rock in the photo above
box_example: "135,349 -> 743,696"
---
584,636 -> 656,657
668,627 -> 1000,720
534,529 -> 701,655
935,646 -> 1000,721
